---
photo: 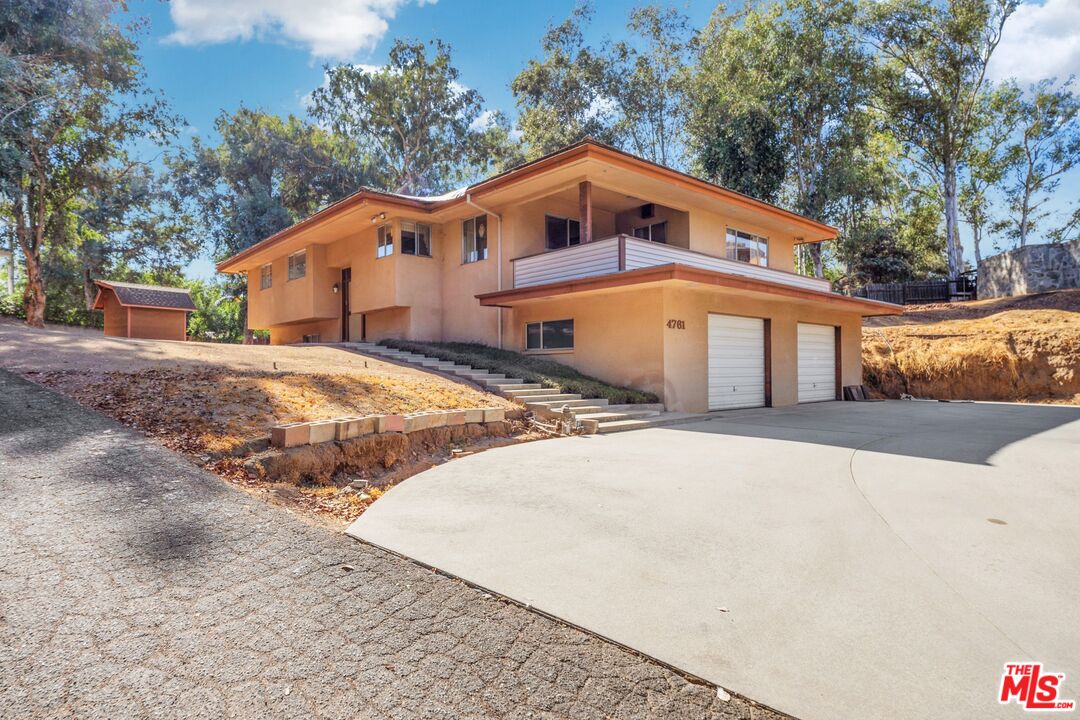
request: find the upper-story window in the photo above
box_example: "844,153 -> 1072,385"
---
545,215 -> 580,250
462,214 -> 487,263
377,224 -> 394,258
633,221 -> 667,244
287,250 -> 306,280
260,264 -> 272,290
401,221 -> 432,257
726,228 -> 768,266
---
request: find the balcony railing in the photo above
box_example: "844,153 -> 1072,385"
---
511,235 -> 833,293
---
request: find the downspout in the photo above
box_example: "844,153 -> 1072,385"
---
465,193 -> 503,349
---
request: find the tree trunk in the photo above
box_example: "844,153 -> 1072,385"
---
972,225 -> 982,265
943,157 -> 963,277
23,250 -> 45,328
809,242 -> 824,278
83,267 -> 96,311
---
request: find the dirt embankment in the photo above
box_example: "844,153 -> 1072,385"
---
863,290 -> 1080,404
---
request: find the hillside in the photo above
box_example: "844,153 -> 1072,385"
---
862,290 -> 1080,404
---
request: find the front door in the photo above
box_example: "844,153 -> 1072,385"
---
340,268 -> 351,342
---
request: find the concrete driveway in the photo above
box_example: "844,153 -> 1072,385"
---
348,400 -> 1080,720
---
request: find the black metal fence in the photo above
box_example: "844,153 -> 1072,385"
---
853,274 -> 977,305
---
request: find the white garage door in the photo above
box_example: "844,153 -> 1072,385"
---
798,323 -> 836,403
708,314 -> 765,410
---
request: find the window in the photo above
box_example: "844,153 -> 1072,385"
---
462,214 -> 488,263
401,221 -> 431,257
287,250 -> 306,280
377,224 -> 393,258
726,228 -> 768,266
545,215 -> 581,250
259,264 -> 272,290
525,319 -> 574,351
633,221 -> 667,244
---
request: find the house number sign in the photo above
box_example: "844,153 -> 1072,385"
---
666,319 -> 686,329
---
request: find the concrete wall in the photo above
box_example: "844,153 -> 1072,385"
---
978,239 -> 1080,299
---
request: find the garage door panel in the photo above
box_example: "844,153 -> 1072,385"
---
798,323 -> 836,403
708,314 -> 766,411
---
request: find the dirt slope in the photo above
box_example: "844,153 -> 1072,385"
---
862,290 -> 1080,404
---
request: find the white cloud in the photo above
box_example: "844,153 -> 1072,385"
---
988,0 -> 1080,85
165,0 -> 427,60
470,109 -> 496,131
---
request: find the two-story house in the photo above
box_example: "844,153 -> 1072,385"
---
218,140 -> 899,413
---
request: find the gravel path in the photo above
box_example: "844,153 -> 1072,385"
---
0,370 -> 784,720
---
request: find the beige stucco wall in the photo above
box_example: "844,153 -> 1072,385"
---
504,286 -> 667,400
244,178 -> 818,353
658,286 -> 862,412
501,282 -> 863,413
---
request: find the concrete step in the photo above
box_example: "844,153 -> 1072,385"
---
532,403 -> 608,415
518,393 -> 582,403
460,371 -> 506,381
503,387 -> 561,397
595,413 -> 708,434
577,409 -> 661,431
490,383 -> 540,391
527,398 -> 609,409
484,378 -> 526,386
605,403 -> 667,413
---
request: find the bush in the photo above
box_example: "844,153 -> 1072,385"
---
381,340 -> 659,404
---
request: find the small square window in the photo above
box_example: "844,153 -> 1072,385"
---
287,251 -> 306,280
401,222 -> 432,257
525,319 -> 574,351
726,228 -> 768,266
260,264 -> 272,290
377,225 -> 394,258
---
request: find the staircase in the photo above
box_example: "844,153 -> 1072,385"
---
340,342 -> 705,434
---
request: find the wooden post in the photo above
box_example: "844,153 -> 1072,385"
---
834,325 -> 842,401
579,180 -> 593,244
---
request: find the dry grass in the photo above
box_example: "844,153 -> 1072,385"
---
863,292 -> 1080,404
32,367 -> 516,455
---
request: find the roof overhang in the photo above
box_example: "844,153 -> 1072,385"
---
476,264 -> 902,317
216,140 -> 839,274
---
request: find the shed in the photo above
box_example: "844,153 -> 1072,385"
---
92,280 -> 196,341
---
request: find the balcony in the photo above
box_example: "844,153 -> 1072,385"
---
511,235 -> 832,294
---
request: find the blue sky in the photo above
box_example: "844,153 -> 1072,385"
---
126,0 -> 1080,279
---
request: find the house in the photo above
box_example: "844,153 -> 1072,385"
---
217,140 -> 900,413
93,280 -> 196,341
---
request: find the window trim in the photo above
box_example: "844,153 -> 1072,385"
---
524,318 -> 575,353
376,223 -> 394,259
462,214 -> 488,264
725,227 -> 769,267
287,250 -> 306,281
545,214 -> 581,250
259,263 -> 272,290
400,221 -> 432,258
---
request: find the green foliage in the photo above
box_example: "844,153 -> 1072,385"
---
511,4 -> 619,159
863,0 -> 1017,276
184,280 -> 244,343
692,107 -> 786,202
310,40 -> 521,194
1,0 -> 181,327
380,340 -> 659,405
996,79 -> 1080,247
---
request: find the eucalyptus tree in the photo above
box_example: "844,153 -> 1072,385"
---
511,4 -> 617,159
693,0 -> 875,277
310,39 -> 517,195
958,84 -> 1022,264
997,79 -> 1080,247
863,0 -> 1016,276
